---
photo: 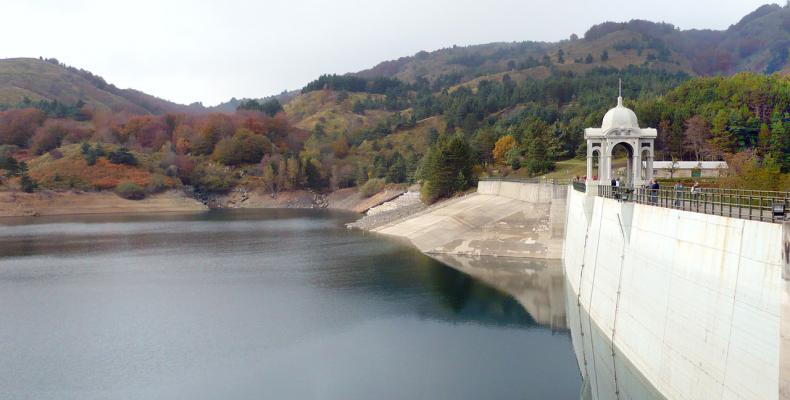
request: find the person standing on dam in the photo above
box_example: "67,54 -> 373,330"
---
649,179 -> 660,204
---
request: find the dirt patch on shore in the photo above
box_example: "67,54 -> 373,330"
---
210,189 -> 318,209
0,190 -> 206,218
209,187 -> 406,213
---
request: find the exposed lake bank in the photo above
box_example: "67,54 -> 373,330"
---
0,190 -> 206,217
0,186 -> 410,218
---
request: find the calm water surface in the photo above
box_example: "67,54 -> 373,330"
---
0,209 -> 580,399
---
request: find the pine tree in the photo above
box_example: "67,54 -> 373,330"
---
420,135 -> 473,203
386,152 -> 407,183
20,174 -> 37,193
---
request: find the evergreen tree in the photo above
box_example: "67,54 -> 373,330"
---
420,135 -> 474,203
20,174 -> 37,193
386,152 -> 407,183
769,117 -> 789,172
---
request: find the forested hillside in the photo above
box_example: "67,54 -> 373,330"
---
0,3 -> 787,202
357,2 -> 790,83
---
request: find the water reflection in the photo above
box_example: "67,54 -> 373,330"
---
431,254 -> 568,331
564,267 -> 666,400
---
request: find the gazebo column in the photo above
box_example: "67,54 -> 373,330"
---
633,145 -> 642,186
626,154 -> 633,185
647,155 -> 654,181
644,143 -> 654,182
601,144 -> 612,184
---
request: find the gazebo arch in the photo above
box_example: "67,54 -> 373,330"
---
584,86 -> 656,187
609,141 -> 635,186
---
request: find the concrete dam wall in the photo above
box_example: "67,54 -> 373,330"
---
564,186 -> 787,400
374,179 -> 788,400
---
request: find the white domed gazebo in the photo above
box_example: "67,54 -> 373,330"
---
585,83 -> 656,187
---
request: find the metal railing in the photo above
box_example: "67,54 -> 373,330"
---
480,177 -> 572,185
596,184 -> 789,223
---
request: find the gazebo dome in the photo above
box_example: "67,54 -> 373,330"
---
601,96 -> 639,130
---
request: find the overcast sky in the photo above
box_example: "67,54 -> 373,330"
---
0,0 -> 774,106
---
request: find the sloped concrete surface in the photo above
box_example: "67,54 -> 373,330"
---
373,182 -> 566,259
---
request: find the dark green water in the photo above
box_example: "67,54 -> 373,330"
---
0,209 -> 580,399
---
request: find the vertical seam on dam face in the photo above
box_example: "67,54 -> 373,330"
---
577,203 -> 592,382
610,211 -> 628,399
587,198 -> 606,399
721,221 -> 746,399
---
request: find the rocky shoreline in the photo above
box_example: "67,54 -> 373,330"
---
346,190 -> 426,230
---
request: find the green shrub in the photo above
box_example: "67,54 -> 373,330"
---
146,174 -> 169,194
420,180 -> 440,204
212,129 -> 272,165
115,181 -> 145,200
85,150 -> 97,166
0,156 -> 20,176
108,148 -> 137,165
20,174 -> 37,193
359,178 -> 385,197
190,162 -> 235,193
0,145 -> 18,158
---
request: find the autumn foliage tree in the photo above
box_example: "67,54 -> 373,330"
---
0,108 -> 46,146
212,128 -> 273,165
492,135 -> 515,165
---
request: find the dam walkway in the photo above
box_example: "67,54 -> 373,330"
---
572,181 -> 790,224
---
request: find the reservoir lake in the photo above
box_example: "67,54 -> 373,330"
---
0,209 -> 581,399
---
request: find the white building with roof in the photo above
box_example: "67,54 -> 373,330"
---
651,160 -> 728,178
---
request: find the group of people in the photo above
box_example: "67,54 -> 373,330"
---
572,176 -> 701,208
646,180 -> 700,207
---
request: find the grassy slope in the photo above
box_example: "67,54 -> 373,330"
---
0,58 -> 150,113
284,90 -> 392,134
25,143 -> 175,191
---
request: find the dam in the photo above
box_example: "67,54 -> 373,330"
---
371,92 -> 790,400
373,178 -> 790,400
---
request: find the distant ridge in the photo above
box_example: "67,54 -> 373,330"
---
0,3 -> 787,112
0,57 -> 208,115
355,2 -> 790,83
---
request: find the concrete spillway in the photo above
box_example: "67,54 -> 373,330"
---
373,179 -> 790,400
